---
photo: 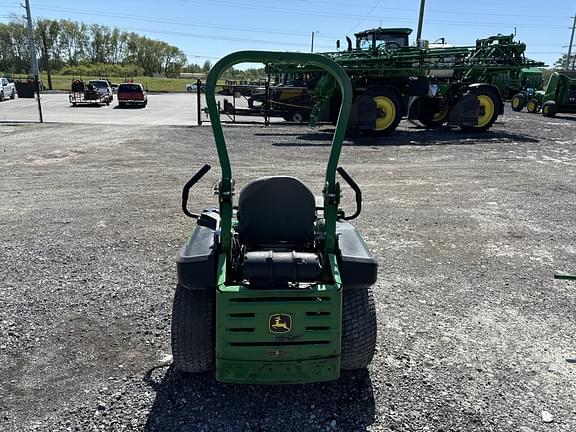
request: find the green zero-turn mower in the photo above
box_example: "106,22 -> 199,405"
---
171,51 -> 378,384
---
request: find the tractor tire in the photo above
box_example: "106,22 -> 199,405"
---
460,88 -> 499,132
526,99 -> 539,114
368,87 -> 403,135
171,284 -> 215,373
419,108 -> 448,128
341,287 -> 377,370
410,97 -> 448,128
283,110 -> 307,123
542,101 -> 557,117
511,93 -> 525,112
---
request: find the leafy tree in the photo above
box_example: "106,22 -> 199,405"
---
554,52 -> 576,70
201,60 -> 212,73
0,16 -> 192,76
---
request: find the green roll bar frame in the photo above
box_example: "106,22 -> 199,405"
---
204,51 -> 353,275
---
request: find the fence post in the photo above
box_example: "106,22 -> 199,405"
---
196,79 -> 202,126
35,75 -> 43,123
264,81 -> 270,126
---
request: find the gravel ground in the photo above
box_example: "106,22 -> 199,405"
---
1,108 -> 576,431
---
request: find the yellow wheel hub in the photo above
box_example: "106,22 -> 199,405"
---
432,109 -> 448,123
512,97 -> 520,108
477,94 -> 495,128
373,96 -> 396,131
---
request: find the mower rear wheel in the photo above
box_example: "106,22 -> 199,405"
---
341,287 -> 377,370
171,284 -> 215,373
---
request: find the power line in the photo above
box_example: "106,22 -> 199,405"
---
30,5 -> 329,39
26,2 -> 570,30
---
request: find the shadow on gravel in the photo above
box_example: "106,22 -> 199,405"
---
143,365 -> 376,431
113,105 -> 146,109
552,114 -> 576,122
263,129 -> 539,147
68,104 -> 108,108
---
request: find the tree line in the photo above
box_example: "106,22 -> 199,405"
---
0,16 -> 191,76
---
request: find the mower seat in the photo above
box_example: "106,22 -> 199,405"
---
237,176 -> 316,246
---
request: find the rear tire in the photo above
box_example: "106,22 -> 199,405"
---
341,287 -> 377,370
171,284 -> 215,373
511,93 -> 525,112
10,90 -> 16,100
542,101 -> 557,117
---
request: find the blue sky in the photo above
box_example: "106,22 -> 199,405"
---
1,0 -> 574,67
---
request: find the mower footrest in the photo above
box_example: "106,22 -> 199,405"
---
216,357 -> 340,384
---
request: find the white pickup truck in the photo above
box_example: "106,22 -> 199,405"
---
0,77 -> 16,101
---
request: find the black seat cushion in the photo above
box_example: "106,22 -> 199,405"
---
237,176 -> 316,244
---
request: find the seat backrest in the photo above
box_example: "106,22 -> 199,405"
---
237,176 -> 316,245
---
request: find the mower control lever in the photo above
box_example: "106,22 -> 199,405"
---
337,166 -> 362,220
182,164 -> 212,218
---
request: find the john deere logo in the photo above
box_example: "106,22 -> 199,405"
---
269,314 -> 292,333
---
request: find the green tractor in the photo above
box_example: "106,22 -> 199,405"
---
172,51 -> 378,384
510,67 -> 543,112
521,71 -> 576,116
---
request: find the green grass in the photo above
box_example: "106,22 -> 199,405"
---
38,73 -> 208,92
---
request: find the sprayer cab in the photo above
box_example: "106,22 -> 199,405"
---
355,27 -> 412,51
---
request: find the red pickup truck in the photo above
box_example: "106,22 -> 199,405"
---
117,83 -> 148,107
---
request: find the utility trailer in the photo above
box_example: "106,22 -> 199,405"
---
68,79 -> 110,106
210,84 -> 316,123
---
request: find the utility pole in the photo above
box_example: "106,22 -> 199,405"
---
41,28 -> 53,90
311,31 -> 315,53
23,0 -> 39,78
567,12 -> 576,70
22,0 -> 43,122
416,0 -> 426,47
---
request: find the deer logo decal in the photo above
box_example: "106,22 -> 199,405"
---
269,314 -> 292,333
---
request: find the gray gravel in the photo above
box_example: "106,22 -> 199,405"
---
1,108 -> 576,431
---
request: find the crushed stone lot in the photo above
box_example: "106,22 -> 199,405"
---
1,109 -> 576,431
